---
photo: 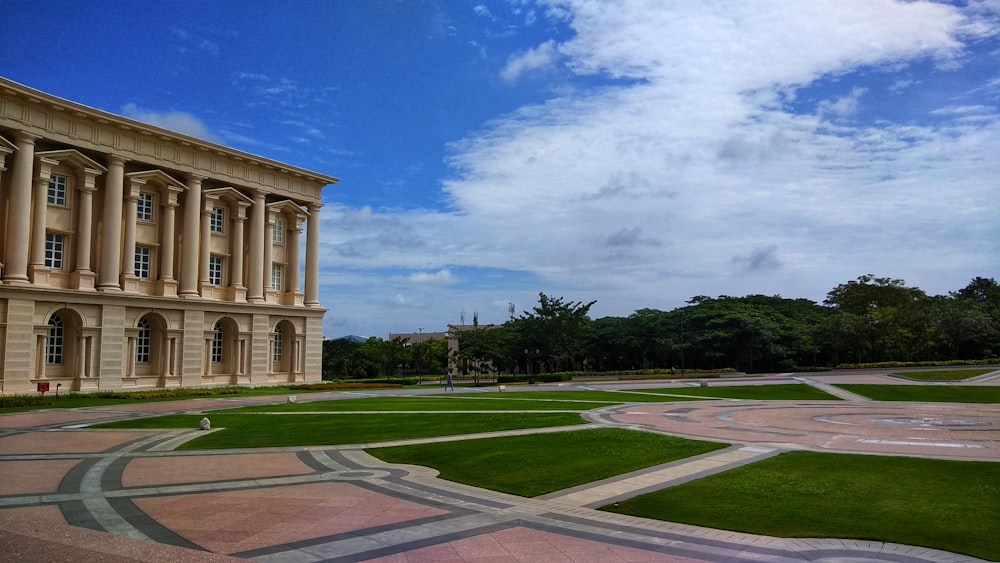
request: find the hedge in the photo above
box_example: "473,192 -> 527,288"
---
836,359 -> 1000,370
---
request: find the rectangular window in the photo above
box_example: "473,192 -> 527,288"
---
137,192 -> 154,222
48,175 -> 67,206
45,233 -> 64,269
211,330 -> 224,363
272,332 -> 283,362
134,246 -> 152,279
271,263 -> 283,291
209,255 -> 223,286
272,217 -> 284,244
210,207 -> 225,233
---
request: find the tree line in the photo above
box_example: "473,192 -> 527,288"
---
323,275 -> 1000,378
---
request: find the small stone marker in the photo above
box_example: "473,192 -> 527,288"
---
498,385 -> 506,392
199,417 -> 211,430
287,395 -> 297,403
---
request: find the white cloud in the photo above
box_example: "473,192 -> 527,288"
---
408,270 -> 458,284
319,0 -> 1000,336
121,104 -> 220,142
818,87 -> 868,118
500,39 -> 560,81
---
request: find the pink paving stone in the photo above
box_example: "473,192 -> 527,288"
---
606,401 -> 1000,459
133,481 -> 448,554
365,527 -> 706,563
0,409 -> 125,429
121,452 -> 314,487
0,430 -> 158,454
0,509 -> 241,562
0,504 -> 67,525
0,459 -> 82,495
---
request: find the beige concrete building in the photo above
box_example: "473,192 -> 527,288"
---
0,78 -> 338,395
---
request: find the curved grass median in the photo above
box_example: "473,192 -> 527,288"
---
892,368 -> 995,381
369,427 -> 729,497
834,384 -> 1000,403
602,451 -> 1000,561
94,412 -> 586,449
224,396 -> 598,412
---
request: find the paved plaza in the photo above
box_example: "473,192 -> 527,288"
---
0,371 -> 997,562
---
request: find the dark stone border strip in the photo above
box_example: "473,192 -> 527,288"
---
105,496 -> 205,551
297,450 -> 337,473
57,458 -> 98,495
59,499 -> 104,532
233,513 -> 473,559
526,518 -> 746,562
538,511 -> 794,559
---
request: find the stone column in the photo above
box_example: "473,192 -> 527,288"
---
199,204 -> 211,287
305,203 -> 322,306
231,206 -> 246,288
71,168 -> 100,289
263,215 -> 273,294
160,188 -> 181,280
120,179 -> 141,289
28,159 -> 58,273
97,157 -> 126,291
288,215 -> 301,295
247,190 -> 266,303
179,175 -> 203,297
3,133 -> 39,284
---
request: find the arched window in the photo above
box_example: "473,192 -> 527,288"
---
46,315 -> 64,365
136,317 -> 151,364
272,325 -> 284,363
211,322 -> 224,363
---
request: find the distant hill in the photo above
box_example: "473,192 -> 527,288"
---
331,335 -> 368,343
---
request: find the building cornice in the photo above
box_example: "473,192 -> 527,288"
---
0,77 -> 339,203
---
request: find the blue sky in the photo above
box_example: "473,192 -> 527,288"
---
3,1 -> 998,338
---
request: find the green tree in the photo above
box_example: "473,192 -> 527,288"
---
518,293 -> 596,373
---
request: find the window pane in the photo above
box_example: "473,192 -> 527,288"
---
137,192 -> 154,222
48,175 -> 67,206
45,233 -> 64,269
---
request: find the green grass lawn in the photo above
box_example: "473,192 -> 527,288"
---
835,384 -> 1000,403
369,428 -> 729,497
892,368 -> 995,381
602,451 -> 1000,561
94,412 -> 586,449
642,384 -> 840,401
468,390 -> 706,403
223,396 -> 598,412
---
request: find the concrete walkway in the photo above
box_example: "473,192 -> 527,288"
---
1,374 -> 995,562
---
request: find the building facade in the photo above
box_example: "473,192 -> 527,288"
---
0,78 -> 337,395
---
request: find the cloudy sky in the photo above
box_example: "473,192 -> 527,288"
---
3,1 -> 998,338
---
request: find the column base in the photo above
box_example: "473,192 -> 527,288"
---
156,279 -> 178,298
121,274 -> 139,293
27,265 -> 51,286
69,270 -> 96,290
226,285 -> 247,302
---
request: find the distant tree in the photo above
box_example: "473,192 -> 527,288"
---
518,293 -> 596,373
410,338 -> 449,376
359,336 -> 411,378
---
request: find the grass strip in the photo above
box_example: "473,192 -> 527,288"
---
891,369 -> 994,381
223,396 -> 597,412
467,390 -> 705,402
369,427 -> 729,497
602,451 -> 1000,561
94,412 -> 585,449
641,384 -> 840,401
835,384 -> 999,403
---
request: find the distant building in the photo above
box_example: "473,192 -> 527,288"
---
0,78 -> 338,395
390,325 -> 498,375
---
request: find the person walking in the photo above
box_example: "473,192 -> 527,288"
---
445,371 -> 454,391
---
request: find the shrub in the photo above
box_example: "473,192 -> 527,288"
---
836,359 -> 1000,370
0,395 -> 52,409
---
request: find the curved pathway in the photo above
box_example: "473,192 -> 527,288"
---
0,372 -> 996,562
